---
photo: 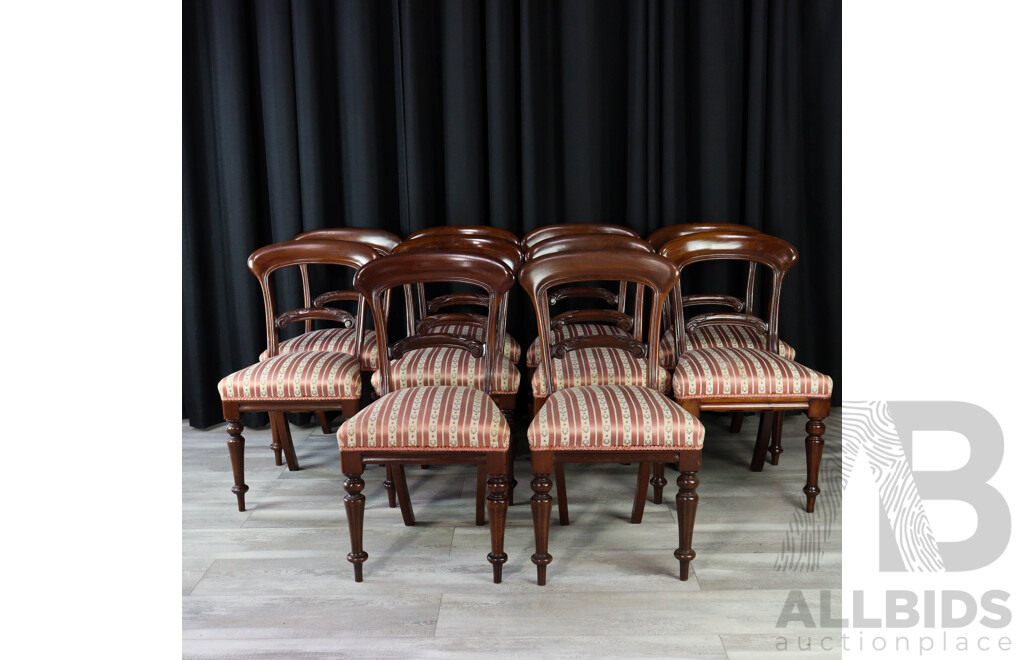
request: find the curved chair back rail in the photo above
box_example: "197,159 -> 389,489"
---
247,239 -> 378,359
660,231 -> 799,357
521,223 -> 641,249
519,250 -> 680,397
292,229 -> 401,332
406,225 -> 521,246
353,250 -> 516,397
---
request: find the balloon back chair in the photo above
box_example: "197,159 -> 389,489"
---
662,231 -> 832,512
406,224 -> 520,246
521,250 -> 705,585
337,251 -> 515,582
218,239 -> 377,511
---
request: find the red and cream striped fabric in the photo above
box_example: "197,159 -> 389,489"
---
258,328 -> 379,370
658,325 -> 795,368
528,385 -> 704,450
371,347 -> 521,396
525,323 -> 631,368
423,322 -> 522,362
218,351 -> 362,402
672,347 -> 831,400
338,386 -> 510,451
531,347 -> 670,396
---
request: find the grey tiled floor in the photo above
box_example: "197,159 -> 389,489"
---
183,410 -> 842,659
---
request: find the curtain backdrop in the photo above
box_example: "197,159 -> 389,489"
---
184,0 -> 841,428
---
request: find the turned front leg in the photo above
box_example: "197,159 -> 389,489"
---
651,462 -> 667,504
341,461 -> 368,582
530,452 -> 555,585
769,411 -> 785,466
803,417 -> 826,512
486,454 -> 510,584
674,469 -> 699,581
225,420 -> 249,512
383,464 -> 396,508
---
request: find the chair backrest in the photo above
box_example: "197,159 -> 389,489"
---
647,223 -> 760,251
248,240 -> 378,358
396,235 -> 524,272
353,251 -> 516,396
660,231 -> 799,356
406,225 -> 520,246
292,229 -> 401,332
521,223 -> 641,249
519,250 -> 679,395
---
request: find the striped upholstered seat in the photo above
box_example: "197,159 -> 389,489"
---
528,385 -> 704,450
658,325 -> 795,368
423,321 -> 522,362
525,323 -> 631,369
338,386 -> 510,451
531,348 -> 670,396
672,347 -> 831,400
258,327 -> 379,370
370,347 -> 521,396
218,351 -> 362,402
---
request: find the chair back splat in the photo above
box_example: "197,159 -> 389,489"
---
519,250 -> 679,398
353,251 -> 515,398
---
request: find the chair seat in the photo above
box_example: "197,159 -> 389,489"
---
672,347 -> 831,400
219,351 -> 362,402
259,327 -> 379,370
528,385 -> 704,450
658,324 -> 795,368
525,323 -> 631,368
531,348 -> 670,396
371,347 -> 521,396
423,321 -> 521,362
338,386 -> 510,451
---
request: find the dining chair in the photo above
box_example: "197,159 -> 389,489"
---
663,231 -> 833,512
521,223 -> 641,250
337,251 -> 514,582
217,239 -> 376,511
521,249 -> 705,584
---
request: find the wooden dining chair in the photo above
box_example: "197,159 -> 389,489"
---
337,251 -> 514,582
406,224 -> 520,246
663,231 -> 832,513
521,223 -> 641,250
217,239 -> 376,511
521,249 -> 705,584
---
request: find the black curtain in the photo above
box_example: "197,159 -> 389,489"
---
184,0 -> 841,429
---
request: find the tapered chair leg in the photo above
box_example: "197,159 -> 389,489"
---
317,411 -> 332,434
341,455 -> 368,582
651,462 -> 667,504
383,464 -> 397,508
630,462 -> 652,524
803,416 -> 826,513
530,452 -> 555,585
674,468 -> 700,581
485,454 -> 510,583
393,464 -> 416,526
554,462 -> 569,526
730,411 -> 745,433
225,420 -> 249,512
750,412 -> 774,472
768,412 -> 785,466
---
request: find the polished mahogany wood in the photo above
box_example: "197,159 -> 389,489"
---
661,231 -> 830,513
221,240 -> 378,511
521,250 -> 703,583
406,225 -> 520,246
522,223 -> 641,249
